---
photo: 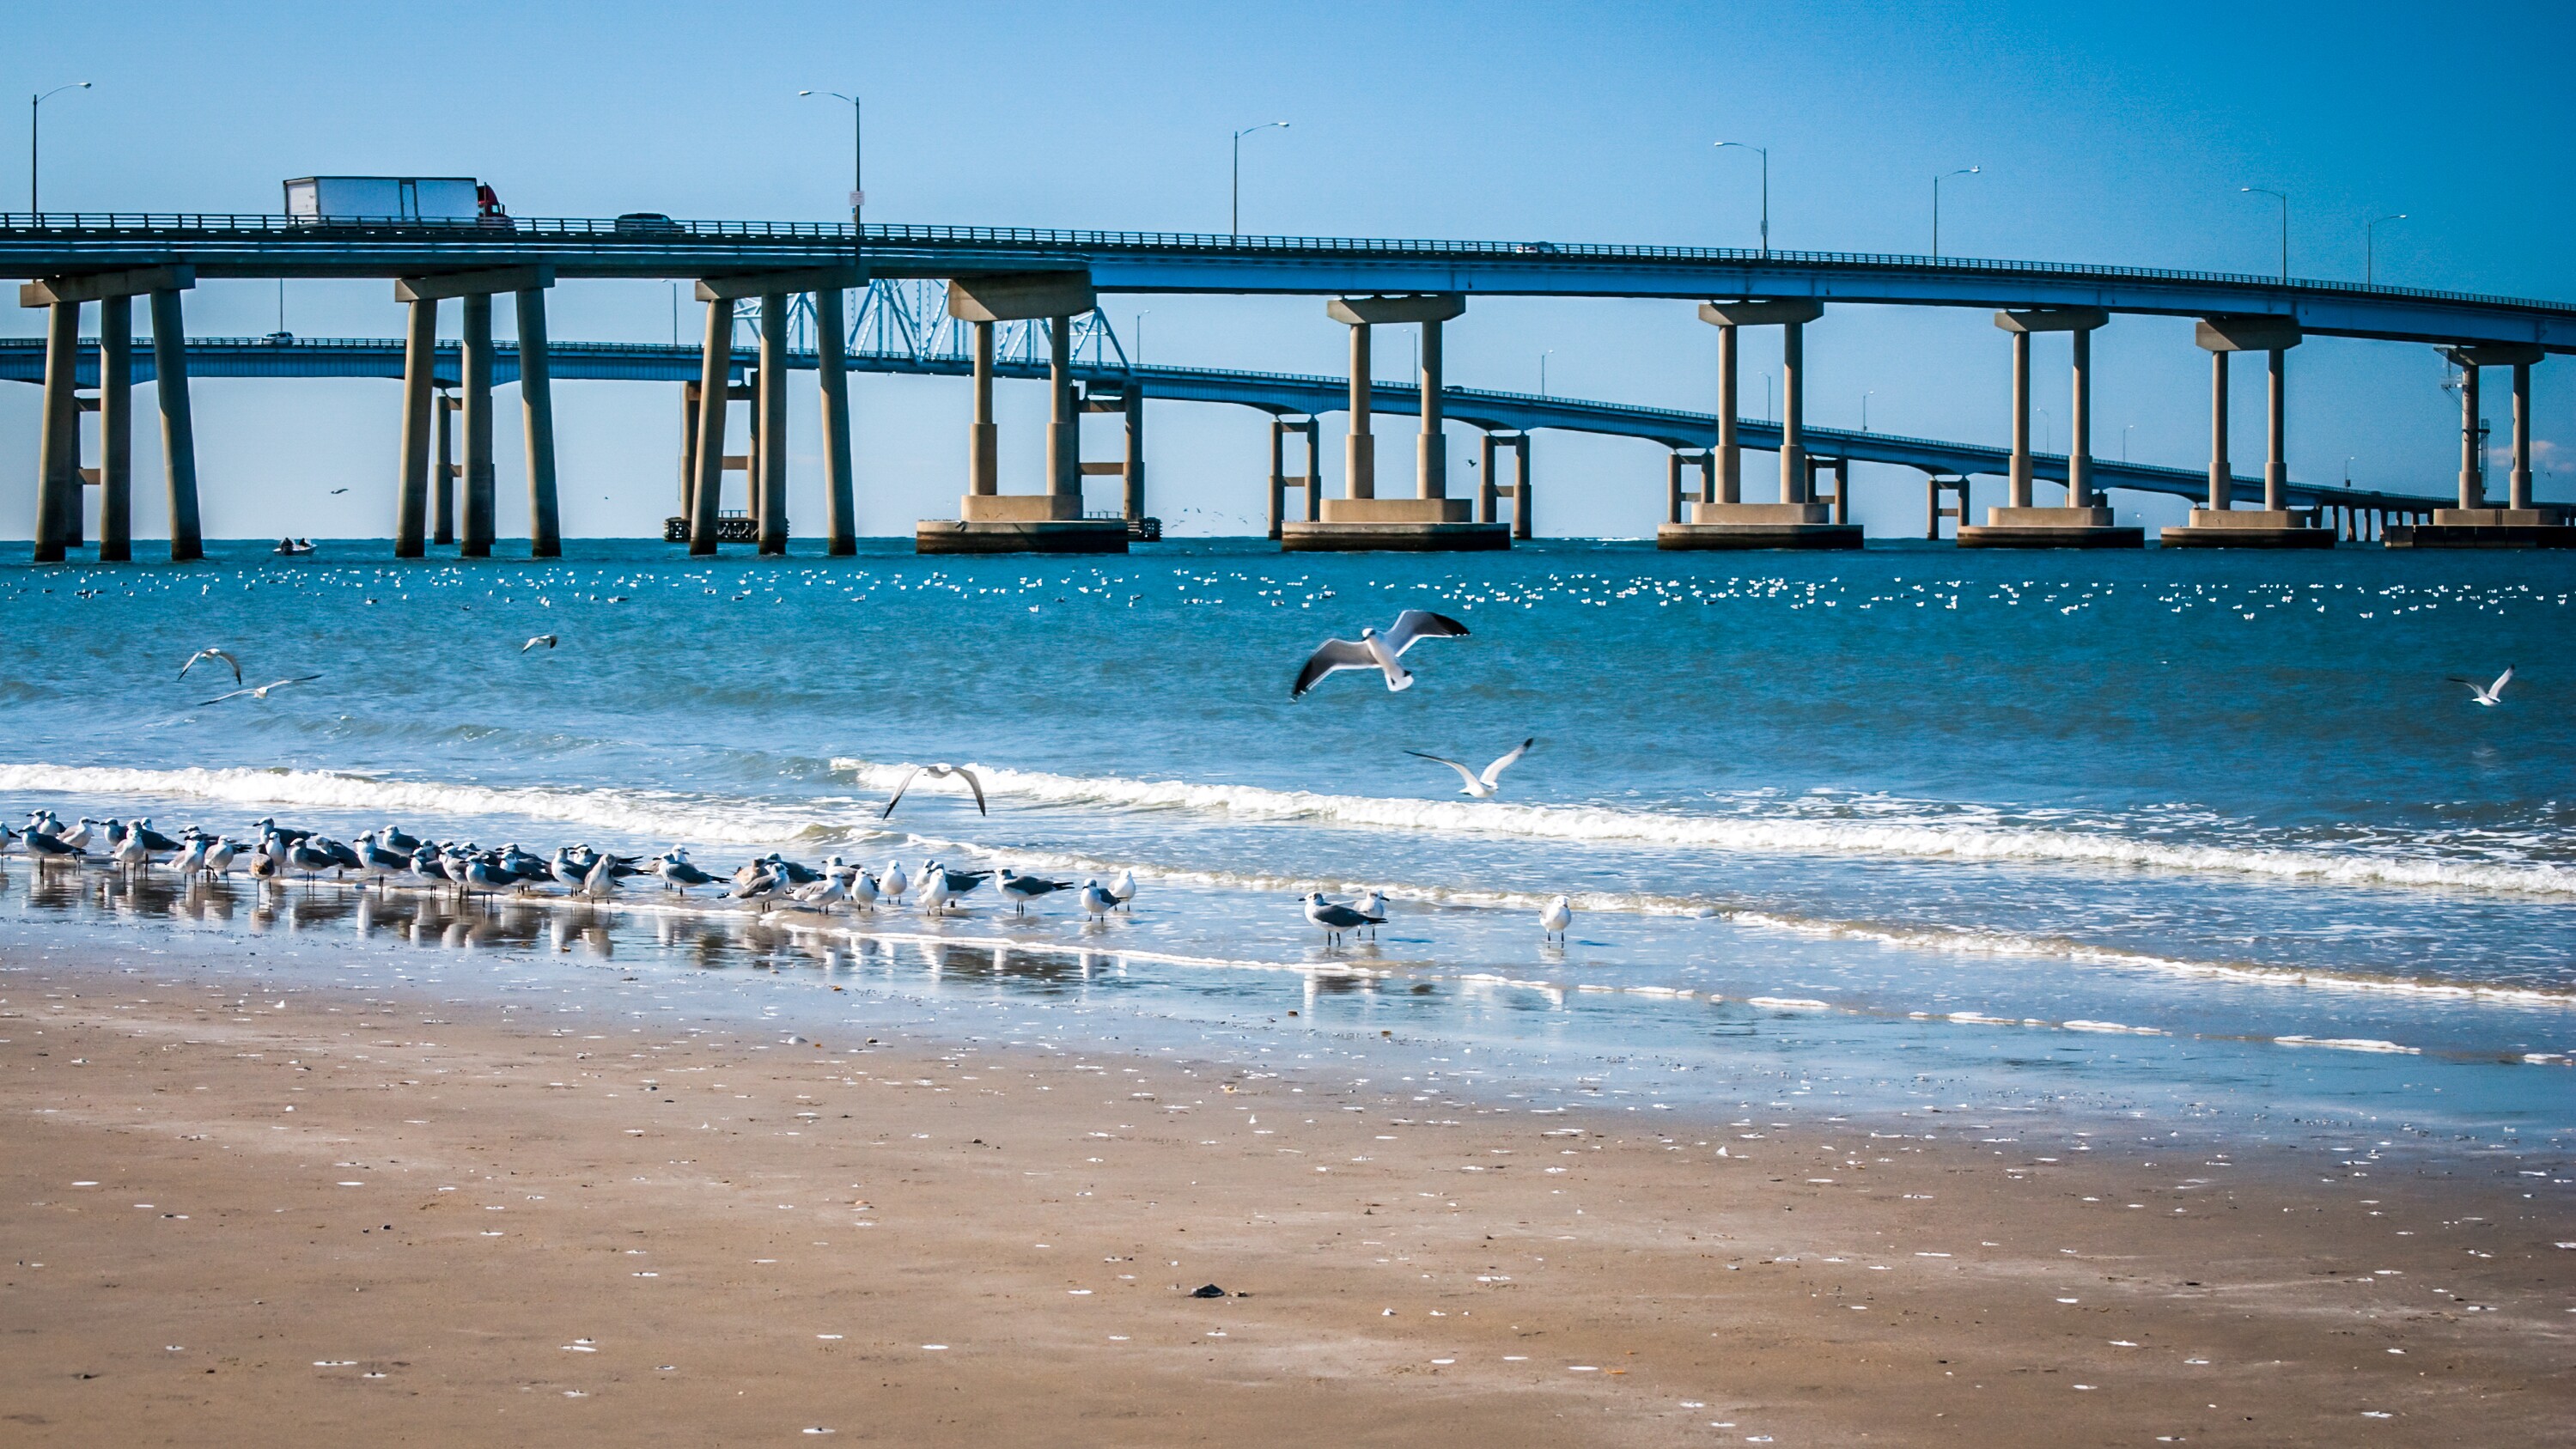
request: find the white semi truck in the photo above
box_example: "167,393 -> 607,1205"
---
283,176 -> 505,222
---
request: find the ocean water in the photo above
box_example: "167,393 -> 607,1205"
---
4,539 -> 2571,1145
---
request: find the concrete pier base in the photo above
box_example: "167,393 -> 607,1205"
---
1957,505 -> 2143,549
1281,495 -> 1509,551
1658,501 -> 1862,551
2156,508 -> 2335,549
2383,508 -> 2576,550
915,518 -> 1130,555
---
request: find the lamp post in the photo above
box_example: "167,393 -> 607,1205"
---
1134,309 -> 1149,368
1931,166 -> 1978,259
1714,140 -> 1768,256
29,81 -> 90,214
2240,187 -> 2288,281
2122,423 -> 2134,462
1860,389 -> 1873,432
1231,121 -> 1288,238
1539,349 -> 1554,397
2365,213 -> 2407,285
796,90 -> 865,234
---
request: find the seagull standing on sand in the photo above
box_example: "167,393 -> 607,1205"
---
2447,666 -> 2515,707
180,647 -> 241,684
1303,890 -> 1385,947
998,868 -> 1074,916
1290,609 -> 1471,698
1540,895 -> 1573,942
1079,880 -> 1117,920
1407,738 -> 1534,798
203,837 -> 239,878
1352,888 -> 1389,940
880,763 -> 989,819
880,859 -> 911,901
1108,868 -> 1138,912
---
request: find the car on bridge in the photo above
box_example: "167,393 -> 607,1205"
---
616,212 -> 685,235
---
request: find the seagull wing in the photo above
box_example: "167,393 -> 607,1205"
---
1383,609 -> 1471,657
1292,638 -> 1376,698
196,686 -> 255,706
521,635 -> 553,653
2493,666 -> 2514,697
880,766 -> 922,819
180,648 -> 242,684
254,674 -> 323,697
1480,737 -> 1535,788
1404,750 -> 1482,790
954,765 -> 989,816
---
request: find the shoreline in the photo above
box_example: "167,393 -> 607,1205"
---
5,946 -> 2571,1444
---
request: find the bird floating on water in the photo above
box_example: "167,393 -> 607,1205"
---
198,674 -> 321,707
2446,666 -> 2515,707
1407,737 -> 1534,798
1291,610 -> 1470,697
881,763 -> 989,818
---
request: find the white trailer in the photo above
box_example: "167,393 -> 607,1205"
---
283,176 -> 483,222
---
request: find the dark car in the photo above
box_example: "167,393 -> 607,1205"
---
616,212 -> 684,234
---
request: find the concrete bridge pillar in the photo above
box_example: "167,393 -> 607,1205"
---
517,287 -> 561,558
96,296 -> 131,563
2162,316 -> 2326,548
1344,320 -> 1374,499
1269,416 -> 1323,539
689,299 -> 732,556
2007,328 -> 2032,508
1048,314 -> 1079,504
758,292 -> 789,555
1417,317 -> 1446,500
1714,321 -> 1741,503
1779,318 -> 1807,505
1673,300 -> 1852,550
396,298 -> 439,558
2457,357 -> 2482,509
1967,308 -> 2128,545
2424,343 -> 2547,541
970,320 -> 997,496
32,299 -> 80,561
1122,386 -> 1146,522
2067,326 -> 2095,509
148,288 -> 202,562
2511,361 -> 2533,512
435,393 -> 458,545
815,286 -> 856,555
460,291 -> 496,557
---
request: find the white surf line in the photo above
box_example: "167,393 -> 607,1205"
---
830,756 -> 2576,898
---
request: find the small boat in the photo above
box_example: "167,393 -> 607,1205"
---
272,538 -> 316,557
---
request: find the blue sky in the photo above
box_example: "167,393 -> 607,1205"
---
4,0 -> 2570,540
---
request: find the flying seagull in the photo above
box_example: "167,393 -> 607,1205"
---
198,674 -> 321,707
1406,737 -> 1534,798
522,635 -> 558,653
180,647 -> 241,684
2446,666 -> 2514,707
881,763 -> 989,818
1291,609 -> 1470,697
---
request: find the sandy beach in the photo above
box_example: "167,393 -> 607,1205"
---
3,950 -> 2569,1446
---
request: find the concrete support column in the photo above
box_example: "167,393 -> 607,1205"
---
969,320 -> 997,496
460,293 -> 496,557
2456,362 -> 2482,509
1416,319 -> 1446,499
2007,329 -> 2033,508
1345,322 -> 1375,499
1478,432 -> 1499,523
97,296 -> 132,563
1047,315 -> 1078,501
149,289 -> 202,562
1301,420 -> 1322,522
2263,347 -> 2288,513
517,288 -> 561,558
1833,457 -> 1851,526
689,301 -> 731,555
1715,323 -> 1741,503
2067,327 -> 2094,508
435,394 -> 458,545
815,287 -> 856,555
395,297 -> 438,558
1926,475 -> 1941,540
2510,362 -> 2534,512
757,292 -> 789,555
1123,386 -> 1146,521
33,300 -> 80,562
2207,350 -> 2232,510
1666,452 -> 1686,524
679,382 -> 699,515
1511,435 -> 1532,540
1779,320 -> 1806,504
1269,418 -> 1288,540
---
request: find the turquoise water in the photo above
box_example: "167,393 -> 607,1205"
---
3,539 -> 2571,1143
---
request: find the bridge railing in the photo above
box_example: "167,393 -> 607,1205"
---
2,213 -> 2570,319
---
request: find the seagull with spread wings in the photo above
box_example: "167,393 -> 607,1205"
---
523,635 -> 558,653
1406,737 -> 1534,798
198,674 -> 321,707
180,647 -> 241,684
2445,666 -> 2515,707
1291,609 -> 1470,697
881,763 -> 988,818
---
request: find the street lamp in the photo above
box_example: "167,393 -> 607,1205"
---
1714,140 -> 1768,257
2240,187 -> 2288,281
1231,121 -> 1288,238
1539,349 -> 1554,396
1134,309 -> 1149,368
1860,389 -> 1873,431
796,90 -> 865,233
2122,423 -> 2134,462
1931,166 -> 1978,259
30,81 -> 90,214
2365,213 -> 2408,285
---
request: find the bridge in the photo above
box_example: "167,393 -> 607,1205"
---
4,215 -> 2564,560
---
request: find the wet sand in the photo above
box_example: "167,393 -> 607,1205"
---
3,956 -> 2570,1446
